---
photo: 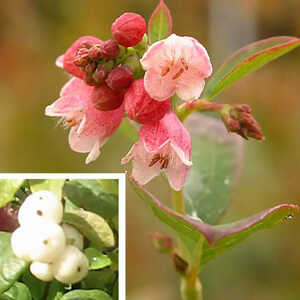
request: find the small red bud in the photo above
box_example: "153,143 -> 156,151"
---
88,45 -> 102,60
73,54 -> 89,67
92,83 -> 124,111
111,13 -> 146,47
93,65 -> 110,85
124,78 -> 171,124
106,66 -> 134,91
0,206 -> 19,232
84,61 -> 97,74
100,40 -> 120,59
84,73 -> 97,86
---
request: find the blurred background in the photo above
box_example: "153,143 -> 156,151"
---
1,0 -> 300,299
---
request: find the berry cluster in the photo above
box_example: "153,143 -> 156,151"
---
11,191 -> 89,284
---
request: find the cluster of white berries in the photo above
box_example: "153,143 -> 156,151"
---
11,191 -> 89,284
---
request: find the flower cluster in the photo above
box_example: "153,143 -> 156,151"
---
46,11 -> 212,190
11,191 -> 89,284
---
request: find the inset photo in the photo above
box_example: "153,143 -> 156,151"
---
0,174 -> 125,300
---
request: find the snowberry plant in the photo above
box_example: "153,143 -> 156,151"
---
0,179 -> 118,300
45,1 -> 300,299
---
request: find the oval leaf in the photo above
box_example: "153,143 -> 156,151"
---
0,180 -> 24,208
63,180 -> 118,220
63,209 -> 115,249
128,174 -> 299,266
0,282 -> 32,300
202,36 -> 300,100
61,290 -> 112,300
148,0 -> 172,44
84,248 -> 112,270
0,232 -> 28,293
184,114 -> 243,224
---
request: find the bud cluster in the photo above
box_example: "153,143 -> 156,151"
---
11,191 -> 89,284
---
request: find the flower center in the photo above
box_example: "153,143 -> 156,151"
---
161,58 -> 189,80
149,153 -> 170,169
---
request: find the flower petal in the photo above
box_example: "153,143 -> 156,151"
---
55,55 -> 64,68
165,159 -> 189,191
122,141 -> 161,185
144,69 -> 176,101
176,74 -> 205,101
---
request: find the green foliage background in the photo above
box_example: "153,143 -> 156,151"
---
0,0 -> 300,299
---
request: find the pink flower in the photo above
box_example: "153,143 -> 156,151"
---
45,78 -> 124,164
121,112 -> 192,191
141,34 -> 212,101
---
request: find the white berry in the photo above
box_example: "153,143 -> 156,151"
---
11,227 -> 32,261
62,224 -> 84,250
52,245 -> 89,284
30,261 -> 54,282
18,191 -> 63,226
26,222 -> 66,263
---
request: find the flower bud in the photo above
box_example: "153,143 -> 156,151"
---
124,79 -> 171,124
111,13 -> 146,47
92,83 -> 125,111
18,191 -> 63,226
62,224 -> 84,250
92,65 -> 109,85
52,245 -> 89,284
100,40 -> 120,59
30,262 -> 54,282
106,66 -> 134,91
0,206 -> 18,232
88,45 -> 102,60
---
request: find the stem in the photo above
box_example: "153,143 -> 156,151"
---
42,282 -> 50,300
171,189 -> 185,215
176,99 -> 224,122
171,189 -> 204,300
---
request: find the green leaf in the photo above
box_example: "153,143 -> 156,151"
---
128,174 -> 299,265
0,282 -> 32,300
148,0 -> 172,44
61,290 -> 112,300
81,269 -> 116,290
0,180 -> 24,208
63,209 -> 115,249
112,279 -> 118,300
202,36 -> 300,100
184,114 -> 243,224
98,180 -> 118,196
22,269 -> 45,300
0,232 -> 28,293
84,248 -> 112,270
28,179 -> 65,199
63,180 -> 118,220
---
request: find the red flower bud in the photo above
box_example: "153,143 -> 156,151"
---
92,83 -> 125,111
106,66 -> 134,91
111,13 -> 146,47
0,206 -> 19,232
100,40 -> 120,59
124,78 -> 171,124
93,65 -> 109,85
88,45 -> 102,60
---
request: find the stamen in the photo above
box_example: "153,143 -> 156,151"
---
161,66 -> 170,77
181,58 -> 189,70
160,157 -> 169,169
66,119 -> 77,127
149,154 -> 162,167
172,68 -> 184,80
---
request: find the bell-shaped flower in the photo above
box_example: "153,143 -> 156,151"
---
141,34 -> 212,102
121,112 -> 192,191
45,78 -> 124,163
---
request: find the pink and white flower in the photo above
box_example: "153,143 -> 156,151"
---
121,112 -> 192,191
45,78 -> 124,164
141,34 -> 212,102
